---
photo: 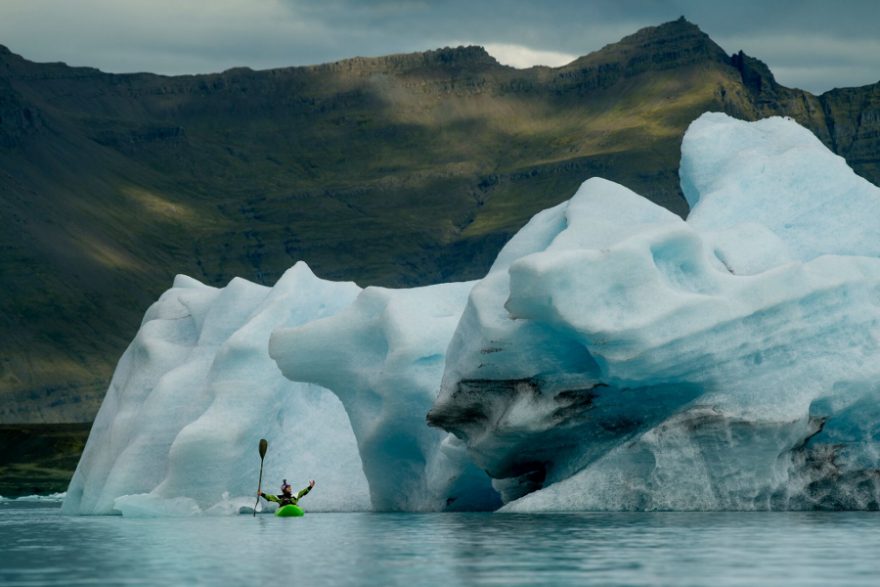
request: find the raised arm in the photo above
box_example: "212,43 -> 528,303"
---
296,480 -> 316,499
259,492 -> 281,504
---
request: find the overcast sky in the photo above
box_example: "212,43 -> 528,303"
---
1,0 -> 877,94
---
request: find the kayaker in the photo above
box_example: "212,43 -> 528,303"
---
258,478 -> 315,507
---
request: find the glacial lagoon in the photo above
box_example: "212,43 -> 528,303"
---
10,112 -> 880,587
3,501 -> 880,586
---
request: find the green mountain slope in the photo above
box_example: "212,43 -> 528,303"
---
1,18 -> 879,422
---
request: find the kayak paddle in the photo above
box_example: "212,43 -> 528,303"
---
254,438 -> 268,517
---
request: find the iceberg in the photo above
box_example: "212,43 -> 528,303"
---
430,113 -> 880,511
63,263 -> 371,515
65,112 -> 880,514
63,263 -> 496,515
0,492 -> 67,503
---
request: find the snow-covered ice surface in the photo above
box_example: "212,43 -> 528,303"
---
683,113 -> 880,265
431,113 -> 880,511
63,263 -> 371,515
65,112 -> 880,514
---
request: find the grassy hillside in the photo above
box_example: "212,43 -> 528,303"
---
1,18 -> 879,423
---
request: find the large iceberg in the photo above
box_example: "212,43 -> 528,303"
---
63,263 -> 372,515
65,112 -> 880,514
63,264 -> 497,515
430,113 -> 880,511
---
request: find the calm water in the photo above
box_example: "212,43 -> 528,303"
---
2,501 -> 879,586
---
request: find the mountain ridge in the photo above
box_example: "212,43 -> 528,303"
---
1,17 -> 879,422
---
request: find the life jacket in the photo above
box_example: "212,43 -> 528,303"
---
260,491 -> 298,507
277,493 -> 297,507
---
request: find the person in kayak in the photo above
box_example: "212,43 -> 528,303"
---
258,479 -> 315,507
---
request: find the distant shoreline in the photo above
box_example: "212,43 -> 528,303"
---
0,423 -> 91,499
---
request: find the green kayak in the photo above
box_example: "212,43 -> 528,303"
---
275,504 -> 304,517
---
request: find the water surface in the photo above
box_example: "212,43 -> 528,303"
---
2,502 -> 879,586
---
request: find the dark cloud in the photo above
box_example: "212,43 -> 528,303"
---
0,0 -> 877,93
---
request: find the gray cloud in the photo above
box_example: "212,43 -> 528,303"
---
0,0 -> 877,93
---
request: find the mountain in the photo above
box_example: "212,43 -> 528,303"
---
1,17 -> 879,423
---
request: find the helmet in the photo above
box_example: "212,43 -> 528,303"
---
281,479 -> 292,492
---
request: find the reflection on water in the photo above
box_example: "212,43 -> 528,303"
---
2,502 -> 880,586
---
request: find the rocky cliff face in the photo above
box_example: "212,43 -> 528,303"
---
821,83 -> 880,182
729,48 -> 880,185
1,18 -> 878,422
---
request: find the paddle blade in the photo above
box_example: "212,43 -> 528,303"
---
259,438 -> 268,459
